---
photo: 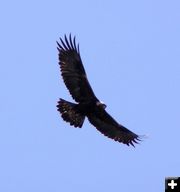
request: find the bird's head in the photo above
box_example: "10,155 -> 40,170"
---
96,101 -> 107,109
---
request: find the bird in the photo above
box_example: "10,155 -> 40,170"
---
56,34 -> 141,147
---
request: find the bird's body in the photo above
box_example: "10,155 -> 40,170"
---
56,35 -> 141,146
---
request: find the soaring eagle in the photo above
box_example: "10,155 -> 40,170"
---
56,35 -> 141,146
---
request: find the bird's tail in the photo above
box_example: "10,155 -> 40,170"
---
57,98 -> 85,128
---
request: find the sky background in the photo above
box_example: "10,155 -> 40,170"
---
0,0 -> 180,191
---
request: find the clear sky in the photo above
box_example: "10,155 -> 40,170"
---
0,0 -> 180,191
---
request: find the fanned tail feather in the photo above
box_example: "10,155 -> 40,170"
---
57,98 -> 85,128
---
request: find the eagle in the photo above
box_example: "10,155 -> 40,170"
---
56,34 -> 141,146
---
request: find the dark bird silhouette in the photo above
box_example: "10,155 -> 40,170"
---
56,34 -> 141,146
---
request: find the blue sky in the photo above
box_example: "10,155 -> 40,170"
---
0,0 -> 180,191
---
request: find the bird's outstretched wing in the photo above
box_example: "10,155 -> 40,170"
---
57,34 -> 97,103
87,110 -> 141,146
